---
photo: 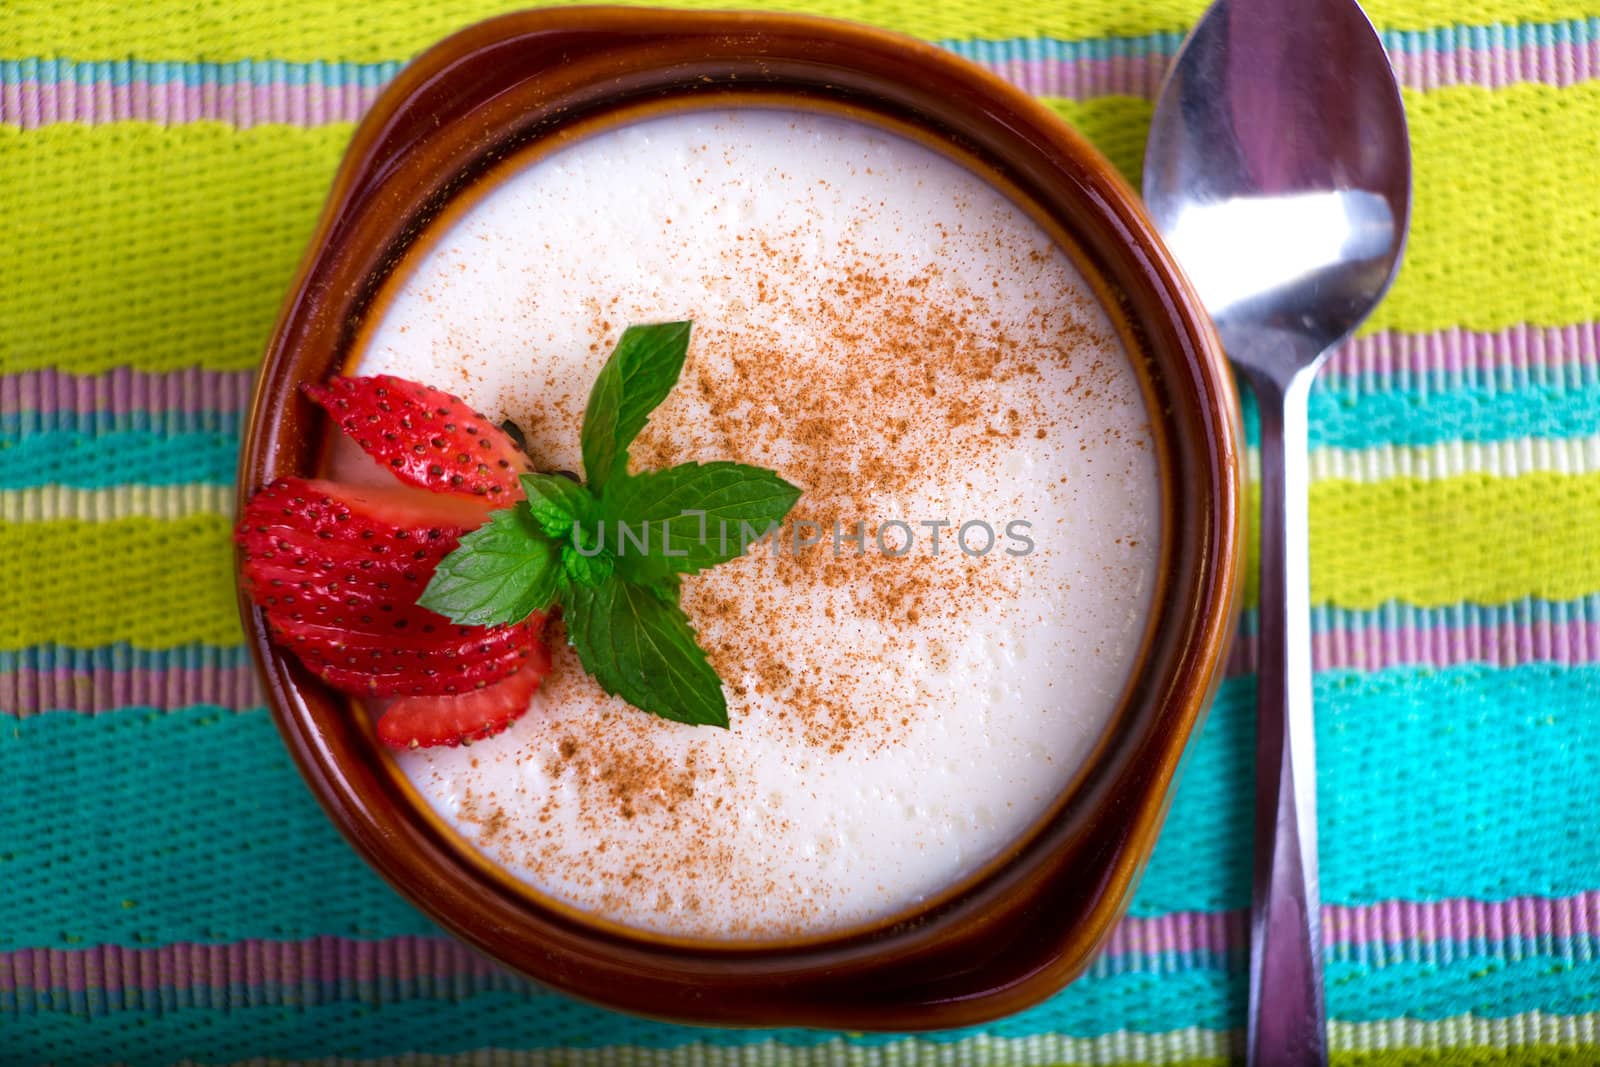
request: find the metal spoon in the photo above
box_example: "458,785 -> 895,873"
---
1142,1 -> 1411,1062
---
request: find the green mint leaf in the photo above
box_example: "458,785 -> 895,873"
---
419,507 -> 564,626
580,321 -> 692,491
562,576 -> 728,728
561,528 -> 615,588
601,462 -> 802,584
519,472 -> 592,538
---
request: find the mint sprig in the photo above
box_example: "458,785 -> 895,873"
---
418,321 -> 801,728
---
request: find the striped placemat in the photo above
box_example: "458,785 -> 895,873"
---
4,1 -> 1600,1064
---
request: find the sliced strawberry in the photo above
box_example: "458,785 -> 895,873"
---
286,629 -> 542,697
271,605 -> 532,654
239,558 -> 407,615
237,476 -> 541,698
376,647 -> 551,749
305,375 -> 530,501
242,477 -> 493,552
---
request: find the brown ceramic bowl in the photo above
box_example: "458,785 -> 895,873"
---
238,6 -> 1241,1030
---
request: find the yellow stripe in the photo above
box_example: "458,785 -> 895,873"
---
0,122 -> 345,375
0,516 -> 242,649
1042,96 -> 1155,194
1300,470 -> 1600,609
4,470 -> 1599,648
1383,83 -> 1600,334
7,0 -> 1593,64
6,85 -> 1598,374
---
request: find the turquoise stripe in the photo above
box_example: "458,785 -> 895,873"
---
1137,663 -> 1600,914
941,16 -> 1600,55
4,17 -> 1598,89
1321,352 -> 1600,396
0,56 -> 404,88
1326,956 -> 1600,1020
1242,380 -> 1600,450
0,430 -> 238,488
1328,932 -> 1600,967
1,705 -> 440,947
8,382 -> 1600,489
3,975 -> 1240,1065
0,642 -> 253,672
0,409 -> 242,436
1307,594 -> 1600,637
5,665 -> 1600,949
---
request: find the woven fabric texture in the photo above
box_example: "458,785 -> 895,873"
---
4,0 -> 1600,1064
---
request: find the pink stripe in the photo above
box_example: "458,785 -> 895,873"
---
5,38 -> 1599,130
0,667 -> 261,717
1322,323 -> 1600,388
1099,909 -> 1244,958
0,367 -> 254,416
7,617 -> 1597,717
1223,616 -> 1600,678
1310,621 -> 1600,673
1323,893 -> 1600,948
1007,55 -> 1170,99
2,325 -> 1595,421
1,80 -> 383,129
1389,41 -> 1599,90
6,893 -> 1598,993
0,936 -> 510,997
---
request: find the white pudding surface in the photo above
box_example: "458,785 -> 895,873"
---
351,108 -> 1162,939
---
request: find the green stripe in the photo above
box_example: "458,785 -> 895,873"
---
5,665 -> 1599,948
1338,1052 -> 1600,1067
1045,84 -> 1600,336
0,515 -> 243,649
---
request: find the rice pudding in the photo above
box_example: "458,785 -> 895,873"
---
348,108 -> 1161,939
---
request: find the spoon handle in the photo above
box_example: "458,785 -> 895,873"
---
1246,369 -> 1328,1067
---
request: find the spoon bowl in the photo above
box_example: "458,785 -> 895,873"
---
1144,0 -> 1411,377
1143,0 -> 1411,1062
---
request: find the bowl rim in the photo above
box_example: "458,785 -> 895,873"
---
238,4 -> 1242,1029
